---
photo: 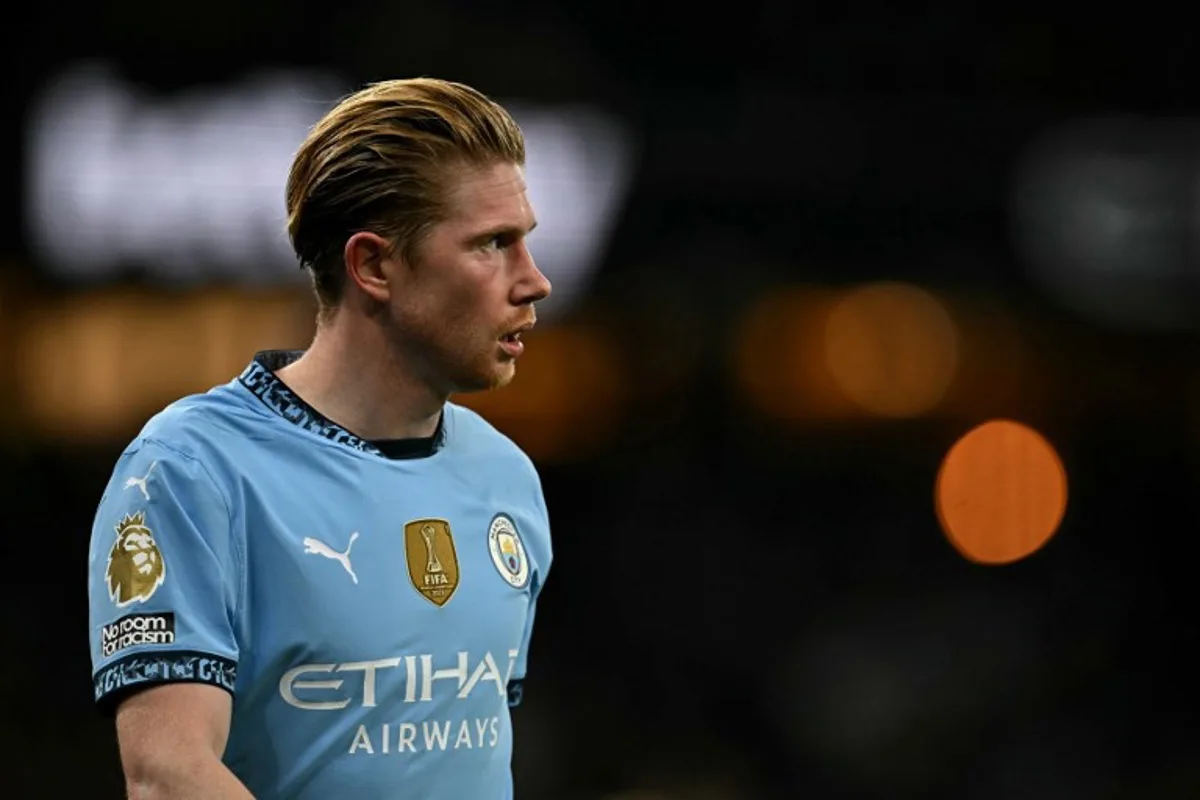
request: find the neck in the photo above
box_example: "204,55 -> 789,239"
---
276,311 -> 446,441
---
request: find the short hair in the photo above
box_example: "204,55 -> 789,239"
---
285,78 -> 526,308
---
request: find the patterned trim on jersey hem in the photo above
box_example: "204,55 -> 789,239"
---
507,679 -> 524,708
94,650 -> 238,707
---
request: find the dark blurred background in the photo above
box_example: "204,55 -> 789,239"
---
2,4 -> 1198,798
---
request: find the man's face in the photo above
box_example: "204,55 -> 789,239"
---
388,161 -> 551,394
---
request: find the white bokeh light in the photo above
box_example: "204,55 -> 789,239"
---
25,63 -> 634,319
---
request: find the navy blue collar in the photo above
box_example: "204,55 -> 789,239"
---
237,350 -> 445,460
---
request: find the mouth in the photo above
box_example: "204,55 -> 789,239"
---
499,320 -> 534,357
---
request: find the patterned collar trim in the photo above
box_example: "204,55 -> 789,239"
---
237,350 -> 445,458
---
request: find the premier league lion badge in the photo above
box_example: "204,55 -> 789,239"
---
106,511 -> 166,606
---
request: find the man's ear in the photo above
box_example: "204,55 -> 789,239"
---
343,231 -> 394,304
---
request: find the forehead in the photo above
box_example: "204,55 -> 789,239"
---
441,161 -> 535,230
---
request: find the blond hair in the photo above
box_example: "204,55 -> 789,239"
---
285,78 -> 526,308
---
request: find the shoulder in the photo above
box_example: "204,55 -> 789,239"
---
133,383 -> 256,459
444,403 -> 551,557
445,402 -> 541,483
111,384 -> 256,500
92,392 -> 247,561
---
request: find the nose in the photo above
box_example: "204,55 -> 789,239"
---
513,244 -> 552,305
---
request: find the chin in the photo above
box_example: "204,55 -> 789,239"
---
451,362 -> 516,394
491,364 -> 517,389
484,362 -> 517,390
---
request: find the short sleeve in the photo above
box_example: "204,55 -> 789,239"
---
508,474 -> 553,708
87,439 -> 240,715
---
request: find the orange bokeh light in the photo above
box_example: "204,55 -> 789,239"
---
823,282 -> 959,418
13,287 -> 315,438
735,282 -> 960,424
935,419 -> 1068,565
734,287 -> 858,422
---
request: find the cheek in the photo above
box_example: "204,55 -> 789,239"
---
432,282 -> 496,337
404,271 -> 475,321
395,264 -> 500,357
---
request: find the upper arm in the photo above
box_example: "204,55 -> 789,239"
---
116,682 -> 233,775
88,438 -> 241,716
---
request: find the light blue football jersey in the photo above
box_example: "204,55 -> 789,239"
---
87,351 -> 552,799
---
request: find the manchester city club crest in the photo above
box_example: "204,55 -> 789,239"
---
487,513 -> 529,589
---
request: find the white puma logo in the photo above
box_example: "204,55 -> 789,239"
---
302,532 -> 360,584
123,460 -> 158,501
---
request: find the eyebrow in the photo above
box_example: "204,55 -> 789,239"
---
473,220 -> 538,241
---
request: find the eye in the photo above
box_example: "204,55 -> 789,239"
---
480,232 -> 518,253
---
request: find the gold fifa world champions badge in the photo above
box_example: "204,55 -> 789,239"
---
106,511 -> 167,606
404,519 -> 460,606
